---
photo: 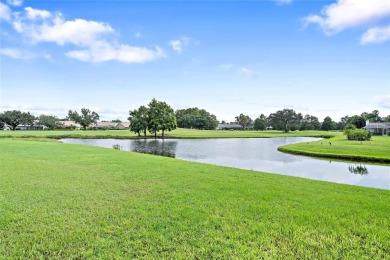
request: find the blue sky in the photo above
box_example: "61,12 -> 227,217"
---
1,0 -> 389,122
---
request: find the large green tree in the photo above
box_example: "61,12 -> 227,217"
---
68,108 -> 99,130
268,109 -> 298,132
253,114 -> 267,131
0,110 -> 35,130
300,114 -> 321,130
361,110 -> 382,123
176,107 -> 218,130
235,113 -> 251,130
348,115 -> 366,129
128,105 -> 149,137
321,116 -> 336,131
37,114 -> 60,130
147,98 -> 177,138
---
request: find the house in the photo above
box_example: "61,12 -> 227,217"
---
364,121 -> 390,135
1,123 -> 10,130
16,124 -> 46,130
121,122 -> 130,129
94,122 -> 129,130
217,123 -> 242,130
58,120 -> 82,130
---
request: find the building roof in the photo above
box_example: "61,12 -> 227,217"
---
59,121 -> 81,127
94,122 -> 130,128
365,122 -> 390,127
95,122 -> 119,127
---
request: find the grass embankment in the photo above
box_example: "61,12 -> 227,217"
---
279,135 -> 390,163
0,139 -> 389,258
0,128 -> 336,139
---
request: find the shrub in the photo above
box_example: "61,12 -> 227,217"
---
343,128 -> 371,141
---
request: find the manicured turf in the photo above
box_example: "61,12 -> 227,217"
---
279,135 -> 390,163
0,139 -> 389,258
0,128 -> 336,139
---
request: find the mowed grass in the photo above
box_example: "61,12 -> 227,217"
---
279,135 -> 390,163
0,128 -> 337,139
0,139 -> 389,258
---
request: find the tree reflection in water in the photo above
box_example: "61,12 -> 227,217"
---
348,164 -> 369,175
130,139 -> 177,158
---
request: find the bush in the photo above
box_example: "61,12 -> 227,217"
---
372,132 -> 383,136
343,128 -> 371,141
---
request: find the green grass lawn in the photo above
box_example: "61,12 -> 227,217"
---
279,135 -> 390,163
0,128 -> 337,139
0,139 -> 389,258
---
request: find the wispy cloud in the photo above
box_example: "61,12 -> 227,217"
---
169,37 -> 191,54
65,43 -> 165,63
0,48 -> 22,59
361,25 -> 390,44
0,2 -> 11,21
135,32 -> 142,39
7,0 -> 23,7
303,0 -> 390,44
3,5 -> 165,63
239,67 -> 256,78
274,0 -> 293,5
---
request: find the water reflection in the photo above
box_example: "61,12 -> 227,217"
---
61,138 -> 390,190
130,139 -> 177,158
348,165 -> 369,175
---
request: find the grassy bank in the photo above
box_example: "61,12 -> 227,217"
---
0,128 -> 337,139
279,135 -> 390,163
0,139 -> 389,258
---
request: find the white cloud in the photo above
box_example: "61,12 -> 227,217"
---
13,9 -> 113,46
0,48 -> 50,60
304,0 -> 390,33
372,95 -> 390,109
274,0 -> 292,5
0,3 -> 11,21
169,37 -> 191,54
169,40 -> 183,54
135,32 -> 142,39
0,48 -> 22,59
6,6 -> 164,63
239,67 -> 256,78
25,7 -> 51,20
361,25 -> 390,44
65,42 -> 165,63
7,0 -> 23,7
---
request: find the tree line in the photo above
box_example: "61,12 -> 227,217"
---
0,109 -> 102,131
234,109 -> 389,132
1,103 -> 389,135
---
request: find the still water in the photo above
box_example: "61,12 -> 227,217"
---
61,137 -> 390,190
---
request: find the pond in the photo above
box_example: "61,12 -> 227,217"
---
61,137 -> 390,190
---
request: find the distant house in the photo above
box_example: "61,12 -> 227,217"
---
121,122 -> 130,129
16,124 -> 46,130
266,126 -> 273,130
94,122 -> 129,130
364,121 -> 390,135
217,123 -> 242,130
1,123 -> 10,130
58,120 -> 81,130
